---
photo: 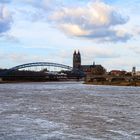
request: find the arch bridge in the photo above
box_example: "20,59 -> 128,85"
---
0,62 -> 86,79
9,62 -> 73,71
0,62 -> 73,77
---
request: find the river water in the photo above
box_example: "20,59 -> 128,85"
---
0,82 -> 140,140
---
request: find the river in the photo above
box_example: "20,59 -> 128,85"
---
0,82 -> 140,140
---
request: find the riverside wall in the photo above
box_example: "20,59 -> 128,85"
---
84,75 -> 140,86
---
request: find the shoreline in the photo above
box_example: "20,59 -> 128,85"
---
84,81 -> 140,87
1,80 -> 140,87
0,79 -> 82,84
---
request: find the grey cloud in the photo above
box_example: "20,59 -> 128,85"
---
82,28 -> 132,42
0,23 -> 10,33
110,11 -> 129,25
15,0 -> 58,22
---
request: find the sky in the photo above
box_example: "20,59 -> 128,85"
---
0,0 -> 140,71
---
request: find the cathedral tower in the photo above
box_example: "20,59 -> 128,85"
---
73,50 -> 81,69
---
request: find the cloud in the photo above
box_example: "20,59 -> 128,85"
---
60,24 -> 90,36
127,46 -> 140,54
0,0 -> 11,3
0,34 -> 20,43
18,0 -> 56,11
50,1 -> 131,42
0,52 -> 47,65
0,50 -> 72,68
12,0 -> 57,22
81,47 -> 120,58
103,57 -> 140,71
0,5 -> 12,34
131,25 -> 140,36
14,0 -> 132,43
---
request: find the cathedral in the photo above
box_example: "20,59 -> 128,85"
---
73,50 -> 106,75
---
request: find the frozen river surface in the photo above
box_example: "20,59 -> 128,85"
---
0,82 -> 140,140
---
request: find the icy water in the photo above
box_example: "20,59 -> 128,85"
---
0,82 -> 140,140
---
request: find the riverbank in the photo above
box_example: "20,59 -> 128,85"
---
0,79 -> 82,84
84,81 -> 140,87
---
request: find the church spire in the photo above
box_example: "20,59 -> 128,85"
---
74,50 -> 76,55
78,50 -> 80,55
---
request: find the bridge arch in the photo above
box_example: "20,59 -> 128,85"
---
9,62 -> 73,71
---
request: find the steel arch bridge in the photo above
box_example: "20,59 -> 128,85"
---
0,62 -> 73,77
0,62 -> 86,78
9,62 -> 73,71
